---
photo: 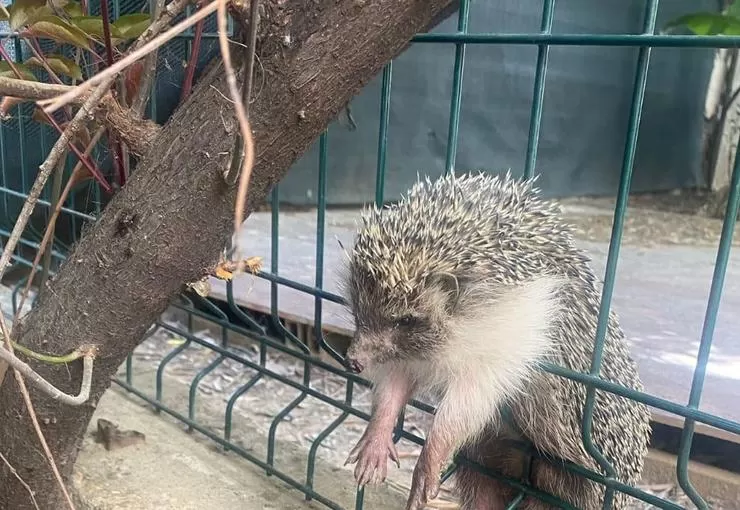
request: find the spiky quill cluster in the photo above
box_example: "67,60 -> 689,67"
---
347,171 -> 651,509
351,171 -> 582,296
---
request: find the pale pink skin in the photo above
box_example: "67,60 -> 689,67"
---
343,366 -> 457,510
348,372 -> 507,510
345,368 -> 412,487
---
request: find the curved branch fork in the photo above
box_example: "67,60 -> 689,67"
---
0,345 -> 96,406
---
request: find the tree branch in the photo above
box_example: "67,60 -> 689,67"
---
0,451 -> 39,510
0,1 -> 458,507
0,77 -> 161,154
99,98 -> 161,156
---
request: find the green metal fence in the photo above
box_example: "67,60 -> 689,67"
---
2,0 -> 740,509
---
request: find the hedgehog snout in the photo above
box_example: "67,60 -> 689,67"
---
344,330 -> 395,374
345,357 -> 364,373
344,340 -> 371,374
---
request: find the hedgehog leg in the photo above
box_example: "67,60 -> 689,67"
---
454,465 -> 509,510
455,437 -> 523,510
345,365 -> 415,487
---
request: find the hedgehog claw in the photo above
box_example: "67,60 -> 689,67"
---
346,430 -> 399,487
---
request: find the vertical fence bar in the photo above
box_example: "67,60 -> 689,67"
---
187,298 -> 229,431
306,131 -> 334,497
523,0 -> 556,179
375,63 -> 392,206
269,186 -> 281,333
676,134 -> 740,509
0,113 -> 8,227
444,0 -> 470,175
580,1 -> 659,508
354,486 -> 365,510
314,132 -> 328,341
266,185 -> 312,474
312,133 -> 342,365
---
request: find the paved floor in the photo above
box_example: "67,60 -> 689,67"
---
209,209 -> 740,439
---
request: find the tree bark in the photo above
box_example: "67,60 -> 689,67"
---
0,0 -> 457,508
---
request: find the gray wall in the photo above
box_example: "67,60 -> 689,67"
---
276,0 -> 716,205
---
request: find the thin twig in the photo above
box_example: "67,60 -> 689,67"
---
99,0 -> 125,185
132,0 -> 167,117
38,155 -> 67,298
0,450 -> 40,510
27,38 -> 65,85
40,0 -> 219,113
26,37 -> 79,130
179,15 -> 205,105
0,345 -> 95,406
217,0 -> 256,261
13,126 -> 107,323
100,0 -> 116,68
15,370 -> 76,510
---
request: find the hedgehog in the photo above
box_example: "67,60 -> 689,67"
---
340,171 -> 651,510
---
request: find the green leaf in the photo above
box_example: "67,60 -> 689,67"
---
24,54 -> 83,80
8,0 -> 50,30
663,12 -> 740,36
726,0 -> 740,18
112,13 -> 150,40
62,1 -> 84,18
70,15 -> 123,42
26,15 -> 92,49
0,61 -> 37,81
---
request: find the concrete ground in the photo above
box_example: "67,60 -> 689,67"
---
71,362 -> 738,510
73,369 -> 408,510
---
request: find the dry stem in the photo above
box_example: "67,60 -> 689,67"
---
0,450 -> 40,510
0,346 -> 95,406
217,0 -> 255,261
132,0 -> 167,117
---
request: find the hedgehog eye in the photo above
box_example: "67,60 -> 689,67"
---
395,315 -> 416,328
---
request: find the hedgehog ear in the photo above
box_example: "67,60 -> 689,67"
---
428,272 -> 465,314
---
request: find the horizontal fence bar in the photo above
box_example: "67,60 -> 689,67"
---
173,295 -> 740,438
544,363 -> 740,436
413,32 -> 740,48
206,280 -> 740,436
123,308 -> 697,509
0,229 -> 67,260
0,186 -> 96,221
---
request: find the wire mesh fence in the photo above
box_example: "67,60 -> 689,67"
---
2,0 -> 740,509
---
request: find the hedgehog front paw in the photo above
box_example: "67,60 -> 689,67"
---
406,453 -> 441,510
345,429 -> 400,487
